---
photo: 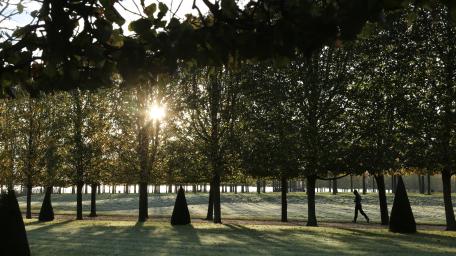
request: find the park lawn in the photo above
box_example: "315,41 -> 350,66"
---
24,219 -> 456,256
19,192 -> 455,225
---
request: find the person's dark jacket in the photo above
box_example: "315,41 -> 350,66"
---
354,194 -> 362,205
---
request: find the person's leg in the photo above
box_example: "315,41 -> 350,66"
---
359,205 -> 369,222
353,205 -> 359,222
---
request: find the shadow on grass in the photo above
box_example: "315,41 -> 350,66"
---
25,221 -> 456,256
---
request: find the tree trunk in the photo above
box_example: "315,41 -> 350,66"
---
89,183 -> 97,217
281,175 -> 288,222
138,182 -> 148,222
26,183 -> 32,219
72,186 -> 75,194
421,176 -> 425,194
76,182 -> 83,220
350,175 -> 353,192
427,174 -> 431,195
374,174 -> 389,225
206,183 -> 214,220
362,174 -> 367,194
306,176 -> 317,226
332,179 -> 338,195
257,179 -> 261,194
262,180 -> 266,193
213,173 -> 222,223
442,169 -> 456,230
84,185 -> 88,194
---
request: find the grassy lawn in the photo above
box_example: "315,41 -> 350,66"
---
25,219 -> 456,256
18,192 -> 455,225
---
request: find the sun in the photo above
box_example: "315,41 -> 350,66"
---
148,104 -> 166,121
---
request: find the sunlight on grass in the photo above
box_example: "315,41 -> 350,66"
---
24,220 -> 456,256
19,192 -> 456,225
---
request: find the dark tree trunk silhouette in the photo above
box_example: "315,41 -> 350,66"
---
350,175 -> 353,192
138,182 -> 148,222
427,174 -> 431,195
89,183 -> 97,217
26,183 -> 32,219
332,179 -> 337,195
306,176 -> 317,226
281,175 -> 287,222
213,173 -> 222,223
76,181 -> 83,220
362,174 -> 367,194
374,174 -> 389,225
442,168 -> 456,230
206,182 -> 214,220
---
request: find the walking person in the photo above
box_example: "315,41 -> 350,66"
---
353,190 -> 369,223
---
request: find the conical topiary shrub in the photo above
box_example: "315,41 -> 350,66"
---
171,186 -> 191,225
39,186 -> 54,222
0,190 -> 31,255
389,176 -> 416,233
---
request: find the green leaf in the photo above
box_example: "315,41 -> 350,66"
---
107,30 -> 124,48
144,3 -> 157,18
100,0 -> 111,8
17,3 -> 24,14
105,8 -> 126,26
157,2 -> 168,19
128,19 -> 152,34
95,19 -> 113,42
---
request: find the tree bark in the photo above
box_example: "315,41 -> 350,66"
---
89,183 -> 97,217
442,169 -> 456,230
427,174 -> 431,195
362,174 -> 367,194
26,183 -> 32,219
350,175 -> 353,192
213,173 -> 222,223
206,184 -> 214,220
306,176 -> 317,226
421,176 -> 425,194
76,181 -> 83,220
332,179 -> 338,195
257,179 -> 261,194
138,182 -> 148,222
281,175 -> 288,222
374,174 -> 389,225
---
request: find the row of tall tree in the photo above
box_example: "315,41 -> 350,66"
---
1,2 -> 456,230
